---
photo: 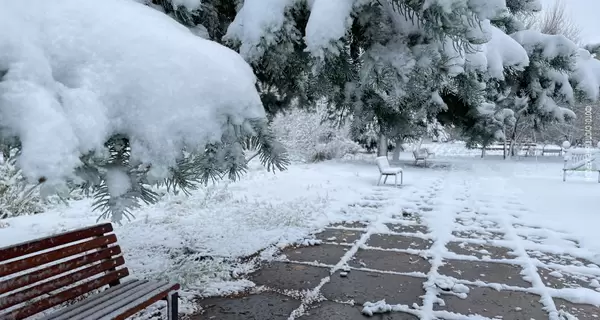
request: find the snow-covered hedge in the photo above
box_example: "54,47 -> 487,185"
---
271,107 -> 360,162
0,155 -> 43,219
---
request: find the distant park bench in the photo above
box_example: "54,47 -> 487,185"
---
412,148 -> 434,165
541,144 -> 563,156
0,223 -> 180,320
563,149 -> 600,183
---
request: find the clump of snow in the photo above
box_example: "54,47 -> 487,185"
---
466,25 -> 530,80
170,0 -> 202,11
467,0 -> 508,20
572,48 -> 600,101
0,0 -> 265,184
511,30 -> 578,60
362,300 -> 393,316
304,0 -> 357,58
104,167 -> 132,197
224,0 -> 296,61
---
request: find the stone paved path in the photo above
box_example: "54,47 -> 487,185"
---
190,164 -> 600,320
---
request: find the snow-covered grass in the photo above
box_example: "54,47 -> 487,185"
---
2,142 -> 600,317
0,158 -> 398,313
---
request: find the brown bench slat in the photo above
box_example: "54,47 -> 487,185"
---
72,281 -> 173,320
0,256 -> 125,310
43,280 -> 145,320
105,283 -> 181,320
0,268 -> 129,320
0,246 -> 122,295
0,223 -> 113,262
0,234 -> 117,277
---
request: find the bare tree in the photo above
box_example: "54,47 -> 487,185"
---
525,0 -> 582,44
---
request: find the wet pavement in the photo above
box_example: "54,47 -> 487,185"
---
189,218 -> 600,319
188,171 -> 600,319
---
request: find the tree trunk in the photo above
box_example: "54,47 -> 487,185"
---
392,138 -> 402,161
509,121 -> 519,157
508,116 -> 522,158
377,134 -> 388,157
502,125 -> 508,159
481,145 -> 486,158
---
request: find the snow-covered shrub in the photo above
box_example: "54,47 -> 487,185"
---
0,155 -> 43,219
271,107 -> 360,162
0,152 -> 87,219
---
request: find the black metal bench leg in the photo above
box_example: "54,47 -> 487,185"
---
167,292 -> 179,320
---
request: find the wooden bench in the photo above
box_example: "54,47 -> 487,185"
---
0,223 -> 180,320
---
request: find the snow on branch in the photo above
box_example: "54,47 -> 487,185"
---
0,0 -> 284,221
224,0 -> 297,61
465,24 -> 530,80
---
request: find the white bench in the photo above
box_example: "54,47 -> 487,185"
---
412,148 -> 433,165
375,156 -> 403,187
563,149 -> 600,182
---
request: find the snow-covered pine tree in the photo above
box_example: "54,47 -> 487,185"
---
151,0 -> 533,155
437,6 -> 536,151
148,0 -> 316,117
0,0 -> 289,223
498,31 -> 600,155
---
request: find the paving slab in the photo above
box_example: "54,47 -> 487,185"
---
280,244 -> 349,265
366,234 -> 433,251
451,229 -> 505,241
446,241 -> 514,260
349,249 -> 430,273
385,223 -> 428,234
455,217 -> 499,229
537,267 -> 598,290
321,270 -> 425,306
192,292 -> 300,320
297,301 -> 418,319
330,222 -> 368,229
316,228 -> 363,243
249,262 -> 329,291
527,250 -> 597,267
438,259 -> 531,288
433,286 -> 547,320
554,298 -> 600,319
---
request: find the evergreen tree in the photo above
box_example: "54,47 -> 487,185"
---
0,0 -> 290,223
149,0 -> 528,150
146,0 -> 600,156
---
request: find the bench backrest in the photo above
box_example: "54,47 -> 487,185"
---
564,149 -> 599,170
375,156 -> 390,172
0,223 -> 128,319
413,150 -> 426,157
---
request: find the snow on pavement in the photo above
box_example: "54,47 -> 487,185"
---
240,155 -> 600,319
0,157 -> 439,314
2,148 -> 600,318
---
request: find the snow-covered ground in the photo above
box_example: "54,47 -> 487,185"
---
1,143 -> 599,316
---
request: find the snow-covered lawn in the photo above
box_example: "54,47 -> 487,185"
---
2,144 -> 600,315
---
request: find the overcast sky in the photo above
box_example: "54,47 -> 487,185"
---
539,0 -> 600,44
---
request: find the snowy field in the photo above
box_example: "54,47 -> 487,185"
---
1,143 -> 599,315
